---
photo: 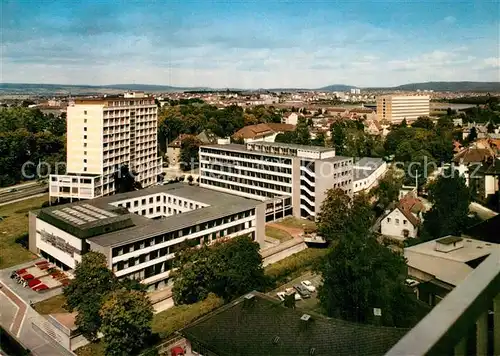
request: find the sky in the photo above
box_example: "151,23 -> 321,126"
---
2,0 -> 499,88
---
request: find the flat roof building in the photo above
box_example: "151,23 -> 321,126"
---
49,92 -> 162,200
376,95 -> 430,124
29,183 -> 265,290
199,141 -> 353,220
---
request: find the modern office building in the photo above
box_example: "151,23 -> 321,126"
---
49,92 -> 162,201
29,183 -> 265,290
199,141 -> 353,220
376,95 -> 430,123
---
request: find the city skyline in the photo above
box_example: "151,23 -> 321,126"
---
2,0 -> 499,88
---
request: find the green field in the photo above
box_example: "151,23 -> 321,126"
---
0,195 -> 48,269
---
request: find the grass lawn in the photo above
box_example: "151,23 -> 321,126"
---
152,293 -> 223,339
0,195 -> 48,269
75,342 -> 104,356
278,217 -> 316,230
33,294 -> 68,315
265,226 -> 292,242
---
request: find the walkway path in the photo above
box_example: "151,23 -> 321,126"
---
266,222 -> 303,238
0,281 -> 71,356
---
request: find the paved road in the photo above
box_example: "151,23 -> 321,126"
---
0,281 -> 72,356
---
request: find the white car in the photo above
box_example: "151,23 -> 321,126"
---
285,288 -> 302,300
276,292 -> 286,301
301,280 -> 316,293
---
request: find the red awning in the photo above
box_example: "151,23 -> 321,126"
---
35,261 -> 49,266
22,274 -> 34,280
16,269 -> 27,274
28,279 -> 41,288
170,346 -> 184,356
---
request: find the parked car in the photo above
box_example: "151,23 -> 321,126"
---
285,288 -> 302,300
301,280 -> 316,293
276,291 -> 286,302
293,284 -> 311,298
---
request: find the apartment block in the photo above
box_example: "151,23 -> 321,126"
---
49,92 -> 162,200
199,141 -> 353,220
376,95 -> 430,123
29,183 -> 265,290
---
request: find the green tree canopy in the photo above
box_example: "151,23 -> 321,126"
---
180,136 -> 202,171
100,289 -> 154,356
172,235 -> 267,304
317,231 -> 422,327
63,252 -> 117,341
316,188 -> 374,241
422,168 -> 471,239
372,168 -> 404,208
411,116 -> 435,130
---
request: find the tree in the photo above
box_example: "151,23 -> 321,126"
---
468,126 -> 478,142
316,188 -> 374,241
411,116 -> 434,130
372,168 -> 403,208
400,118 -> 408,128
422,168 -> 471,239
210,235 -> 267,301
274,131 -> 296,144
311,132 -> 326,147
487,121 -> 496,133
100,289 -> 154,356
294,116 -> 310,145
172,235 -> 267,304
63,252 -> 116,341
179,136 -> 201,171
331,121 -> 347,154
317,231 -> 421,327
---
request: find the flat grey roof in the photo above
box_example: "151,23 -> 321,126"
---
39,183 -> 262,248
247,141 -> 336,152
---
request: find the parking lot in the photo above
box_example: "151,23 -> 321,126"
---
268,271 -> 323,312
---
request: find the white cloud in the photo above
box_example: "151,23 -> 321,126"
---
443,16 -> 456,24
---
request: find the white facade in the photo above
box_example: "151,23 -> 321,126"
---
30,184 -> 264,290
281,113 -> 299,125
199,142 -> 353,219
353,160 -> 388,193
377,95 -> 430,123
381,208 -> 418,239
50,93 -> 162,200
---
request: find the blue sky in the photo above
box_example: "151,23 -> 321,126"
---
2,0 -> 499,88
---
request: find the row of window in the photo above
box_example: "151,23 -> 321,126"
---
201,177 -> 280,199
387,217 -> 409,225
200,156 -> 292,175
202,164 -> 292,184
111,209 -> 254,257
201,173 -> 291,194
113,222 -> 250,273
200,148 -> 293,165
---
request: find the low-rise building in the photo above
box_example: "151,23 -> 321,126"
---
352,157 -> 387,193
404,236 -> 499,306
232,123 -> 295,143
29,183 -> 265,290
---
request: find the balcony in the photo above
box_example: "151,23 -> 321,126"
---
386,249 -> 500,356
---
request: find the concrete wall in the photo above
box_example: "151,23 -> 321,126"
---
255,202 -> 267,248
28,211 -> 38,254
292,157 -> 302,218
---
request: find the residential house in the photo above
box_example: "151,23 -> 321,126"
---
470,157 -> 500,208
404,236 -> 499,306
232,123 -> 295,143
380,192 -> 425,239
462,123 -> 488,140
166,134 -> 195,168
452,146 -> 495,186
281,112 -> 300,125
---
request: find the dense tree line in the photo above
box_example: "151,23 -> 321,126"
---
0,108 -> 66,187
158,104 -> 281,153
331,119 -> 385,158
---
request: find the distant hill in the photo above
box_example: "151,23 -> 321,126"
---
317,84 -> 358,91
370,81 -> 500,92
